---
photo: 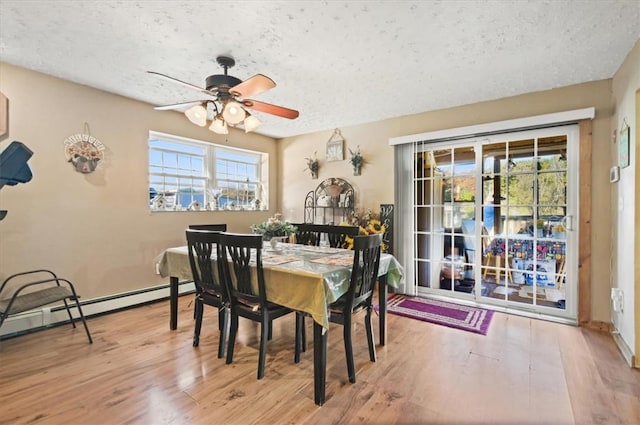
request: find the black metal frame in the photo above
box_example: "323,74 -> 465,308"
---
304,177 -> 355,224
0,269 -> 92,343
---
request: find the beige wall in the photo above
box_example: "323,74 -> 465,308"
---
278,79 -> 614,323
0,62 -> 278,300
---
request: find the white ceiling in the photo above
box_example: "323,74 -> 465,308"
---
1,1 -> 638,139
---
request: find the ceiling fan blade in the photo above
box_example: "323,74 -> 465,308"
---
154,101 -> 203,111
242,99 -> 299,119
230,74 -> 276,98
147,71 -> 217,96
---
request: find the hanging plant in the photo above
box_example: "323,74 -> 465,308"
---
63,123 -> 105,174
349,145 -> 363,176
304,151 -> 319,179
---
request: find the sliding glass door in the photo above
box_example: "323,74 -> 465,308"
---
413,125 -> 578,321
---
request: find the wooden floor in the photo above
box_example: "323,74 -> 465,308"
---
1,295 -> 638,425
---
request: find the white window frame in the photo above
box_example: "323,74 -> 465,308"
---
148,131 -> 268,211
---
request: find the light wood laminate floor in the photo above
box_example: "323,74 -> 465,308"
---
1,295 -> 638,424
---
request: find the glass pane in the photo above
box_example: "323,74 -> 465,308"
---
163,152 -> 177,168
538,171 -> 566,210
416,206 -> 434,232
452,176 -> 475,202
416,260 -> 433,288
416,234 -> 430,260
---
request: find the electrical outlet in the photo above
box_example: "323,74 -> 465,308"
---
611,288 -> 624,313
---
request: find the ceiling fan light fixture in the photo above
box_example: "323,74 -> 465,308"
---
209,116 -> 228,134
222,101 -> 246,124
150,56 -> 300,134
185,104 -> 207,127
243,114 -> 261,133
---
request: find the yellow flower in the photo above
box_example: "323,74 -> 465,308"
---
341,222 -> 387,251
366,219 -> 385,235
342,237 -> 354,250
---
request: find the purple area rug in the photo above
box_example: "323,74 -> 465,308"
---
383,294 -> 493,335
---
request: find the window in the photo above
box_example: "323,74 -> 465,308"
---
148,131 -> 268,211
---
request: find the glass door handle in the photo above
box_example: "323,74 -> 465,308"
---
563,215 -> 573,231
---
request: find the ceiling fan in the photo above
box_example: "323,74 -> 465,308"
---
148,55 -> 299,134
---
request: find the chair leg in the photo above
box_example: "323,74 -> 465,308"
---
257,315 -> 269,380
62,299 -> 76,328
193,298 -> 203,347
218,304 -> 225,331
193,288 -> 202,320
217,306 -> 229,359
267,320 -> 273,341
343,315 -> 356,384
226,312 -> 239,365
72,297 -> 92,344
365,307 -> 376,362
301,316 -> 306,352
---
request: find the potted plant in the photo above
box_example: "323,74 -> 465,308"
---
250,213 -> 298,249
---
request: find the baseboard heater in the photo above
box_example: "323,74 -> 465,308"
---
0,280 -> 195,339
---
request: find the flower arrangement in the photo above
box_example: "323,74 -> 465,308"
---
341,209 -> 387,251
349,146 -> 363,169
65,140 -> 103,160
304,151 -> 319,178
250,213 -> 297,239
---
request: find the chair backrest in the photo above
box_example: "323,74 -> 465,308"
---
291,223 -> 321,246
317,224 -> 360,248
188,224 -> 228,232
218,233 -> 267,308
345,233 -> 382,309
185,229 -> 226,299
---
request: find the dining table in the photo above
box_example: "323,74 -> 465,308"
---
155,240 -> 404,406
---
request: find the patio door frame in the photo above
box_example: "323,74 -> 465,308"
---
391,109 -> 594,324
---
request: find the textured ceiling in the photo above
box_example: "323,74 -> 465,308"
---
0,1 -> 638,138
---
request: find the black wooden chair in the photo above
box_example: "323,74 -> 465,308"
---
0,269 -> 92,343
331,233 -> 382,382
292,224 -> 361,359
292,223 -> 359,248
186,229 -> 229,358
188,224 -> 228,232
188,224 -> 227,319
291,223 -> 321,246
318,224 -> 360,248
296,233 -> 382,383
218,232 -> 302,379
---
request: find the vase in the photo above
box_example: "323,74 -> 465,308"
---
270,237 -> 278,250
353,165 -> 361,176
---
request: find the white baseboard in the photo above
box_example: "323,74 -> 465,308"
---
611,330 -> 636,368
0,281 -> 195,338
